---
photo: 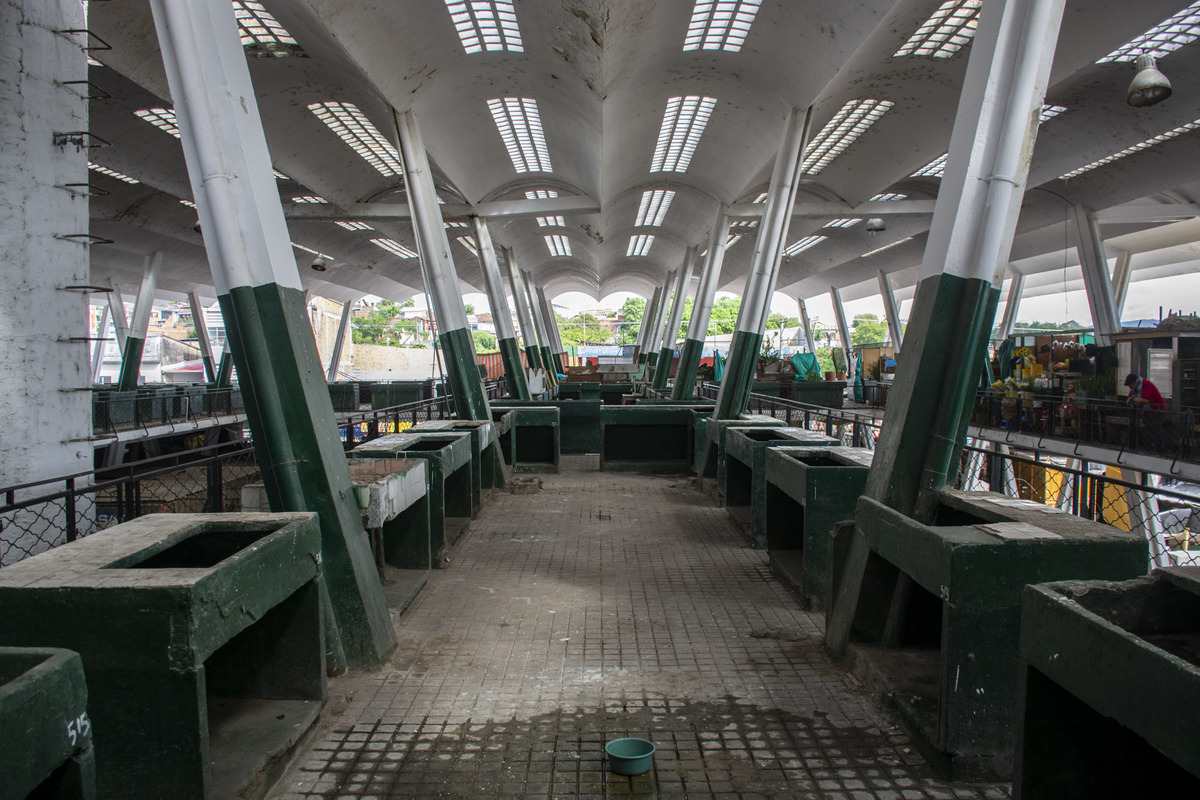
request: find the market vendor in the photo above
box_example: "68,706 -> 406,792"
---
1125,373 -> 1167,411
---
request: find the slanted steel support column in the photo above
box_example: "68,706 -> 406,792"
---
477,224 -> 529,399
326,301 -> 351,383
522,269 -> 556,386
709,106 -> 811,422
91,304 -> 110,383
535,285 -> 565,374
654,248 -> 697,390
395,110 -> 490,421
635,287 -> 662,364
877,272 -> 903,352
674,214 -> 731,399
645,270 -> 675,379
997,270 -> 1025,339
827,0 -> 1067,653
1073,204 -> 1121,345
149,0 -> 393,665
116,253 -> 161,390
188,290 -> 217,383
830,285 -> 854,382
106,281 -> 128,352
1111,251 -> 1133,320
503,246 -> 543,378
797,298 -> 815,353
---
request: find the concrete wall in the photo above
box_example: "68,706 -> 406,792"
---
0,0 -> 93,562
348,344 -> 440,381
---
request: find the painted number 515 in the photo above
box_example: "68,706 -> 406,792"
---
66,713 -> 91,746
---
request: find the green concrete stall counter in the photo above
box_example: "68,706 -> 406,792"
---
243,459 -> 432,611
490,405 -> 561,471
0,647 -> 95,800
600,405 -> 697,472
721,429 -> 840,545
830,491 -> 1148,779
494,400 -> 596,455
327,382 -> 360,413
413,418 -> 504,498
350,433 -> 475,563
693,414 -> 785,482
1015,568 -> 1200,799
0,513 -> 327,800
763,446 -> 871,605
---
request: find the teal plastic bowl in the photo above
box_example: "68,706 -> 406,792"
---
605,737 -> 656,776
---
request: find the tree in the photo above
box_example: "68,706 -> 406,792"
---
558,312 -> 611,347
464,303 -> 475,315
708,297 -> 741,334
850,313 -> 889,346
615,296 -> 647,345
351,300 -> 420,346
472,330 -> 497,353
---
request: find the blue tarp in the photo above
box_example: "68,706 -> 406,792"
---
853,351 -> 864,402
790,352 -> 821,382
713,350 -> 726,382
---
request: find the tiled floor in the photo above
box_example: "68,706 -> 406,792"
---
272,458 -> 1008,799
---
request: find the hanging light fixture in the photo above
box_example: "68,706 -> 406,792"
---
1127,54 -> 1172,107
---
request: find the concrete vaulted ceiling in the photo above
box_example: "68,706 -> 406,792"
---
84,0 -> 1200,309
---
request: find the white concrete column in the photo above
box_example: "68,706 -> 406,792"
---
687,212 -> 732,342
326,301 -> 352,382
91,304 -> 110,383
188,289 -> 217,382
503,247 -> 540,358
662,248 -> 697,350
636,286 -> 662,358
877,271 -> 903,352
997,271 -> 1025,340
1111,251 -> 1133,320
830,285 -> 853,381
1072,204 -> 1121,345
645,270 -> 676,354
0,0 -> 91,559
797,298 -> 815,352
106,280 -> 129,350
1120,468 -> 1167,569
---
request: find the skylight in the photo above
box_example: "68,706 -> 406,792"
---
134,108 -> 180,138
444,220 -> 469,229
1040,104 -> 1068,123
635,190 -> 676,227
869,192 -> 907,202
525,189 -> 566,227
179,199 -> 197,210
783,235 -> 827,257
1060,119 -> 1200,180
308,101 -> 404,177
753,192 -> 768,203
456,236 -> 479,256
894,0 -> 982,59
627,235 -> 655,257
273,169 -> 290,180
725,234 -> 744,248
545,235 -> 572,257
650,96 -> 717,173
233,1 -> 302,56
683,0 -> 763,53
1097,2 -> 1200,63
88,163 -> 139,184
824,218 -> 862,229
912,153 -> 948,178
335,220 -> 374,231
488,98 -> 552,173
291,195 -> 328,204
730,218 -> 759,229
370,238 -> 418,259
862,237 -> 913,258
445,1 -> 523,54
801,99 -> 894,174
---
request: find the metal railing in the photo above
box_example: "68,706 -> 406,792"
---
971,389 -> 1197,463
92,385 -> 245,435
0,383 -> 504,567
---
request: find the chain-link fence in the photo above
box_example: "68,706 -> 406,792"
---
0,389 -> 478,568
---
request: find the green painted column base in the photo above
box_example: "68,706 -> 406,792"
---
220,283 -> 394,666
714,329 -> 762,421
215,351 -> 234,387
652,346 -> 674,391
552,352 -> 565,375
672,338 -> 703,400
864,272 -> 1000,518
498,337 -> 530,399
439,326 -> 491,421
116,336 -> 145,391
200,355 -> 216,385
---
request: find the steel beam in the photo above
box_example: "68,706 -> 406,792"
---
394,109 -> 490,421
149,0 -> 393,667
187,290 -> 217,382
475,221 -> 529,399
1072,204 -> 1121,345
876,271 -> 903,352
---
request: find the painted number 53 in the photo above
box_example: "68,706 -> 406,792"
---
65,713 -> 91,746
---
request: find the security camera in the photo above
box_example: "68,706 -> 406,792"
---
865,218 -> 887,234
311,257 -> 328,272
1127,54 -> 1172,108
